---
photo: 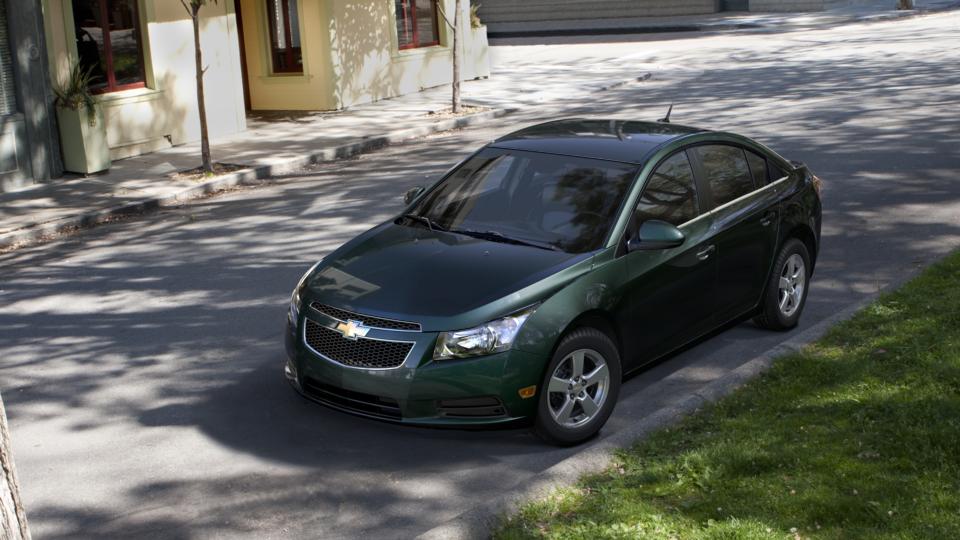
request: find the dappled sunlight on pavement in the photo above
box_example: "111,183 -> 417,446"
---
2,11 -> 960,538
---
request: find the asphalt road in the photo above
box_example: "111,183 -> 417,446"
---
2,13 -> 960,539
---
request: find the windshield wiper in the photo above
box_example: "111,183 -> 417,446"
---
400,213 -> 446,232
450,228 -> 562,252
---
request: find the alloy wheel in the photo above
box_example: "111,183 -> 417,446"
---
778,253 -> 806,317
546,348 -> 610,428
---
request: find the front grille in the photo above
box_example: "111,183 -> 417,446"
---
310,302 -> 421,332
302,377 -> 402,420
437,396 -> 507,418
304,319 -> 413,369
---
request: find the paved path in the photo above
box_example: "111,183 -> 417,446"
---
2,12 -> 960,539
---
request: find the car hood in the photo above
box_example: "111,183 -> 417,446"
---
304,222 -> 591,327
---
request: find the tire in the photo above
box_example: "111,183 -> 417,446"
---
534,327 -> 622,446
754,238 -> 811,331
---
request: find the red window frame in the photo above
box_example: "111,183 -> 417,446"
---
266,0 -> 302,74
396,0 -> 440,50
77,0 -> 147,94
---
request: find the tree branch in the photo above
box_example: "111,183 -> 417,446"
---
435,2 -> 455,30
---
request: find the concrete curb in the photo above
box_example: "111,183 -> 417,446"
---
416,293 -> 881,540
0,107 -> 515,252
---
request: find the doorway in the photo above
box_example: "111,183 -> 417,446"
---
233,0 -> 252,111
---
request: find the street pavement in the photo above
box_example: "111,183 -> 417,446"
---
2,12 -> 960,539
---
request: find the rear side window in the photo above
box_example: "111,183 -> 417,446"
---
769,162 -> 790,182
745,150 -> 768,188
634,151 -> 699,227
695,145 -> 754,207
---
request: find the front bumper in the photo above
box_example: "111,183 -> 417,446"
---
284,313 -> 546,427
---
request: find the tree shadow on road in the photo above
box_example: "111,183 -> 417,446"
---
2,19 -> 960,537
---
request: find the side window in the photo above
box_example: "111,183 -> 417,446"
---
266,0 -> 304,74
695,145 -> 754,207
634,151 -> 699,227
72,0 -> 147,93
745,150 -> 768,188
395,0 -> 440,50
769,162 -> 790,183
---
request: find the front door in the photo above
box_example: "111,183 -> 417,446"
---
620,149 -> 719,367
233,0 -> 251,111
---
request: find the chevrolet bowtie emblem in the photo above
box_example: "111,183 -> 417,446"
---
334,319 -> 370,340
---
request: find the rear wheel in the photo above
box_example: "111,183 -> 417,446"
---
754,238 -> 811,330
534,327 -> 621,446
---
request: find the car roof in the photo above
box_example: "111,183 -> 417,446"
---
490,119 -> 707,165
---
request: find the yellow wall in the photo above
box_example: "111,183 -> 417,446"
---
238,0 -> 337,110
330,0 -> 490,109
43,0 -> 247,160
241,0 -> 491,111
41,0 -> 492,163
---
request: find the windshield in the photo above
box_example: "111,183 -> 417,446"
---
407,149 -> 638,253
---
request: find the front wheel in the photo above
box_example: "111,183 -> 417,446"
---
534,327 -> 621,446
754,238 -> 811,331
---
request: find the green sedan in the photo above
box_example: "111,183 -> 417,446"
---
284,119 -> 822,445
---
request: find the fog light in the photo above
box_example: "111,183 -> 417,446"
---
518,385 -> 537,399
285,359 -> 300,389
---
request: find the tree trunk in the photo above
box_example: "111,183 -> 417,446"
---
452,0 -> 462,114
0,393 -> 30,540
191,5 -> 213,173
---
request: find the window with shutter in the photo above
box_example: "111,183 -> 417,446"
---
0,0 -> 18,116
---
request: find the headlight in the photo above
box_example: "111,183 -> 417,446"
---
433,306 -> 537,360
288,260 -> 322,325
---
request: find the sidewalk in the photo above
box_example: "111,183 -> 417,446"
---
485,0 -> 960,38
0,94 -> 512,251
2,0 -> 957,251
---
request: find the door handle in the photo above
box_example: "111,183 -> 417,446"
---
696,245 -> 716,261
760,211 -> 777,227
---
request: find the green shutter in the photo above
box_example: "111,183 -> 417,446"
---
0,0 -> 17,116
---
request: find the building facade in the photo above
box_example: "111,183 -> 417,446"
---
43,0 -> 248,162
1,0 -> 60,191
237,0 -> 490,110
34,0 -> 490,176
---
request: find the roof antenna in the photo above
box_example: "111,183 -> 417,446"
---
658,103 -> 674,124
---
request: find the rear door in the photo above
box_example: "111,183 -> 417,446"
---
690,144 -> 782,323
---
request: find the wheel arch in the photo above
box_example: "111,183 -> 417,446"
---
783,223 -> 818,275
559,310 -> 623,363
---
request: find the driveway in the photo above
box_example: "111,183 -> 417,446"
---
2,12 -> 960,539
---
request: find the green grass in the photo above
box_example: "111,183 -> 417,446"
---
497,251 -> 960,540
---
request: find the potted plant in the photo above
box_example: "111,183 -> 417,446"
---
54,64 -> 111,174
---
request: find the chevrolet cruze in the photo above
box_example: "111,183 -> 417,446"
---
284,119 -> 822,445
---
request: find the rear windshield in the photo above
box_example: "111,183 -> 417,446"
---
409,148 -> 638,253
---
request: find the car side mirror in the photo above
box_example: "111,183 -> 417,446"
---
404,186 -> 425,205
627,220 -> 686,252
